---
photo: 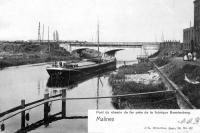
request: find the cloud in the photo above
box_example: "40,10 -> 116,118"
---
0,0 -> 194,41
157,0 -> 175,15
0,20 -> 10,30
0,0 -> 13,5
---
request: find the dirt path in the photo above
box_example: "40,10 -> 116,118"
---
171,57 -> 200,67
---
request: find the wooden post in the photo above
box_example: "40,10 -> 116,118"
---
21,99 -> 26,130
69,44 -> 72,52
44,93 -> 49,127
62,89 -> 66,118
118,98 -> 121,109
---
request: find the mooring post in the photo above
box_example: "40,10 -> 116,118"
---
69,44 -> 72,52
21,99 -> 26,130
118,98 -> 121,109
44,93 -> 49,127
62,89 -> 66,118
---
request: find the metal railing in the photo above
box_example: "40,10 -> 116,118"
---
0,89 -> 176,133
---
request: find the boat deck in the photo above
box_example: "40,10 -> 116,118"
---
71,61 -> 96,67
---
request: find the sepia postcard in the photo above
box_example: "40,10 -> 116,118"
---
0,0 -> 199,133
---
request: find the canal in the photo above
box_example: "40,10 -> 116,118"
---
0,48 -> 156,133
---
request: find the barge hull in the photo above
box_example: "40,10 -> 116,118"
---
47,60 -> 116,82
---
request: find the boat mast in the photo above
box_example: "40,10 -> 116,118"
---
161,32 -> 164,42
48,26 -> 50,42
97,20 -> 100,57
48,26 -> 50,53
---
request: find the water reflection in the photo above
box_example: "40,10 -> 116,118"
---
47,77 -> 78,89
14,68 -> 116,132
96,76 -> 100,109
0,48 -> 147,133
37,80 -> 41,96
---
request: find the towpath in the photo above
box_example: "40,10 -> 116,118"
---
170,57 -> 200,67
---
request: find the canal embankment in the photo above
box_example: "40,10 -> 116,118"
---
0,42 -> 102,69
160,57 -> 200,108
108,58 -> 179,109
0,42 -> 75,69
108,39 -> 200,109
109,53 -> 200,109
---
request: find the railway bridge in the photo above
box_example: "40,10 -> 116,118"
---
58,41 -> 160,52
3,40 -> 160,55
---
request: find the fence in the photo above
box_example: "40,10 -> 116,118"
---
0,89 -> 176,133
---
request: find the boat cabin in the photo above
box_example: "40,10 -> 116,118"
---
53,61 -> 78,68
53,60 -> 97,68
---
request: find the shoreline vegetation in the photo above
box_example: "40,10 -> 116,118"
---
167,64 -> 200,108
1,41 -> 200,108
0,42 -> 99,69
0,42 -> 72,69
109,44 -> 200,109
109,58 -> 179,109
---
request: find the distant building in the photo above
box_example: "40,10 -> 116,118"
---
183,27 -> 194,50
182,0 -> 200,51
159,40 -> 182,57
194,0 -> 200,45
160,40 -> 181,49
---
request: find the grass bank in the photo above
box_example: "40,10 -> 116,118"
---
0,42 -> 79,69
0,55 -> 77,69
109,62 -> 154,84
109,61 -> 179,109
152,57 -> 169,67
110,81 -> 178,109
167,64 -> 200,108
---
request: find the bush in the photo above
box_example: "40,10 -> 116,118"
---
118,62 -> 153,74
148,50 -> 160,58
154,57 -> 169,67
169,64 -> 200,108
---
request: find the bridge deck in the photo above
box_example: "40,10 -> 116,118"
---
1,40 -> 160,48
65,42 -> 160,47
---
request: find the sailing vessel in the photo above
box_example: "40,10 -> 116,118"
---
46,55 -> 116,81
47,66 -> 114,88
46,23 -> 120,82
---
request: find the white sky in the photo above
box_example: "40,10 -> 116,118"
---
0,0 -> 194,42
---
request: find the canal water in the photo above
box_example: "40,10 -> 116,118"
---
0,48 -> 156,133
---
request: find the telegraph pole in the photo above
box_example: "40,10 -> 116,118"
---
48,26 -> 50,53
48,26 -> 49,42
38,22 -> 41,43
42,24 -> 44,42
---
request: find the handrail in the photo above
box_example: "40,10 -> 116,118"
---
0,90 -> 175,123
0,105 -> 22,118
0,94 -> 61,118
25,94 -> 61,107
